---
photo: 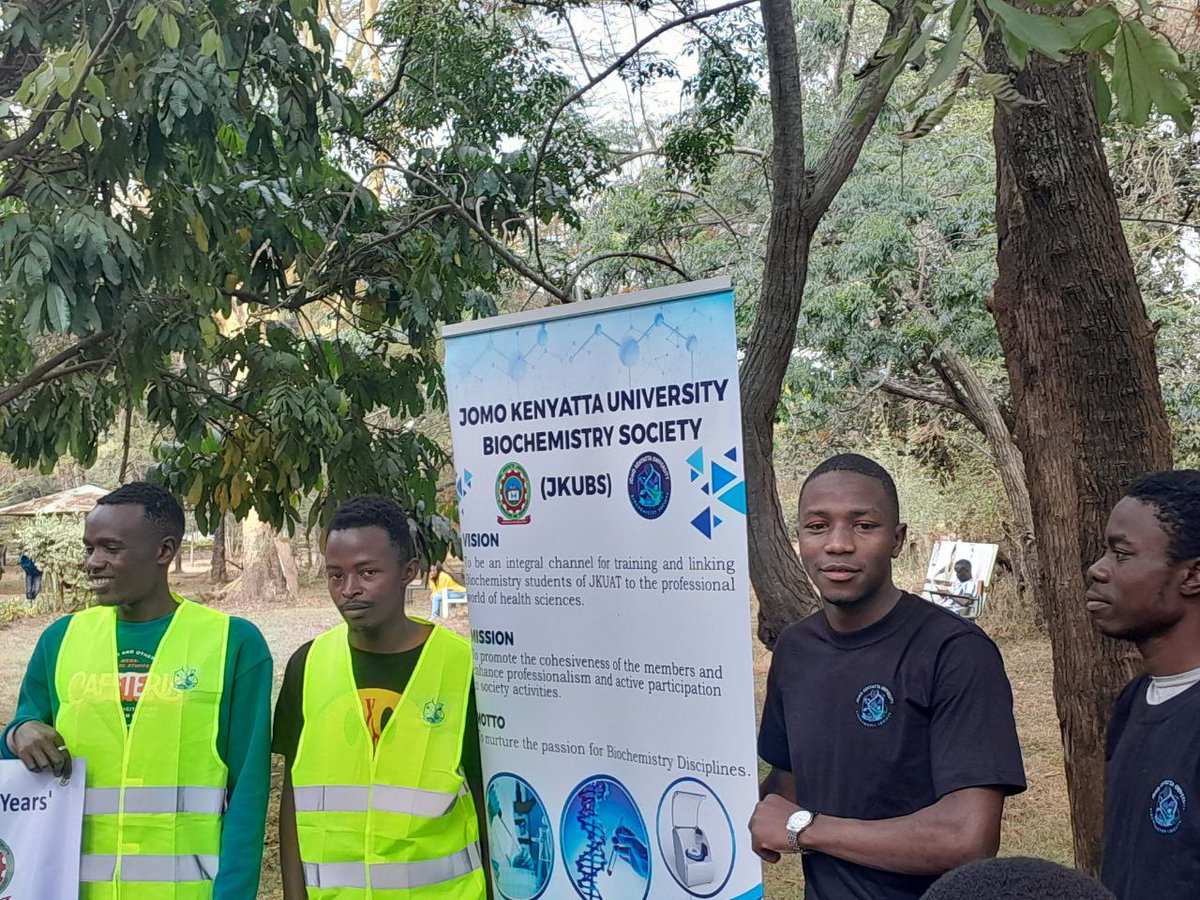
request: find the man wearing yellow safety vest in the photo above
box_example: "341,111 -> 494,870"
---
273,495 -> 487,899
1,481 -> 273,899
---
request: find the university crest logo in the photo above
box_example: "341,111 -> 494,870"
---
495,462 -> 532,525
173,667 -> 199,691
0,836 -> 15,892
1151,779 -> 1187,835
856,684 -> 894,728
422,700 -> 446,726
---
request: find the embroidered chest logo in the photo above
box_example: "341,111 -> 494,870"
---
172,667 -> 199,691
0,836 -> 16,892
856,684 -> 894,727
1150,779 -> 1187,834
422,700 -> 446,726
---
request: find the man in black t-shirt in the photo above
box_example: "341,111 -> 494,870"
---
750,454 -> 1026,900
1087,470 -> 1200,900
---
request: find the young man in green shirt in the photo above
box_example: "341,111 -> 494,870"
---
1,482 -> 273,900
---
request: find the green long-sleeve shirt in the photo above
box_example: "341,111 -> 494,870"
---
1,606 -> 273,900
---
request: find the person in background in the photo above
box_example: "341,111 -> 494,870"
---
750,453 -> 1026,900
1087,470 -> 1200,900
19,551 -> 42,600
428,560 -> 467,619
274,495 -> 486,899
2,482 -> 272,899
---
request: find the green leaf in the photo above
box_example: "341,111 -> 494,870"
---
85,73 -> 106,99
200,28 -> 221,58
46,283 -> 70,332
900,89 -> 959,141
60,116 -> 84,151
160,12 -> 180,49
984,0 -> 1074,64
135,4 -> 158,40
1111,21 -> 1188,127
80,111 -> 102,147
22,295 -> 45,338
977,72 -> 1042,111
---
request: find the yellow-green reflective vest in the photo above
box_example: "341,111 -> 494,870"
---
55,596 -> 230,900
292,622 -> 485,900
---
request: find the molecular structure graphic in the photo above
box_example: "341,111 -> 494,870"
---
573,781 -> 611,899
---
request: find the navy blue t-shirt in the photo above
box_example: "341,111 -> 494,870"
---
1102,674 -> 1200,900
758,592 -> 1027,900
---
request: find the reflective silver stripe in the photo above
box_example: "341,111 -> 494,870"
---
84,786 -> 227,815
302,845 -> 481,890
293,784 -> 461,818
303,861 -> 366,889
293,785 -> 370,813
371,844 -> 482,890
80,854 -> 219,883
81,855 -> 117,882
373,784 -> 460,817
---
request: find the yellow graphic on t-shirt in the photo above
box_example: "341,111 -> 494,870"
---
359,687 -> 402,746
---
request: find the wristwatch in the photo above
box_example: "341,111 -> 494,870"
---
786,808 -> 816,853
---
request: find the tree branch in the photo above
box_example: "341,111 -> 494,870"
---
0,330 -> 113,407
529,0 -> 759,279
566,251 -> 692,295
809,0 -> 922,215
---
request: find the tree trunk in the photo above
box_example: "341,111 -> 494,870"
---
210,518 -> 227,583
747,0 -> 919,646
982,40 -> 1173,874
237,509 -> 291,603
932,348 -> 1043,617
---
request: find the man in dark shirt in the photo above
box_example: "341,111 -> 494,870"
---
1088,470 -> 1200,900
750,453 -> 1026,899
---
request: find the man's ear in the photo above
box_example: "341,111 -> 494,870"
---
1180,557 -> 1200,599
158,535 -> 180,568
401,556 -> 421,585
891,523 -> 908,559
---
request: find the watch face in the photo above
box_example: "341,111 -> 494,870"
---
787,810 -> 813,832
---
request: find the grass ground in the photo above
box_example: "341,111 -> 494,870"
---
0,568 -> 1070,898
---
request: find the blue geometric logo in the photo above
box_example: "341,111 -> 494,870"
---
856,684 -> 894,727
1151,779 -> 1186,834
628,452 -> 671,519
456,470 -> 473,502
686,446 -> 746,539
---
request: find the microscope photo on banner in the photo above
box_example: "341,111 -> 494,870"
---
443,278 -> 764,900
0,758 -> 86,899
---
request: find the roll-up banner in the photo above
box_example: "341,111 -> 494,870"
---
443,277 -> 764,900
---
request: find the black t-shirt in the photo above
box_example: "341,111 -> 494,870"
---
272,636 -> 483,798
1102,674 -> 1200,900
758,592 -> 1027,900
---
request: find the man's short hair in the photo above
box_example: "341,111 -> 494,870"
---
96,482 -> 185,542
922,857 -> 1115,900
801,453 -> 900,520
1125,469 -> 1200,564
328,495 -> 416,563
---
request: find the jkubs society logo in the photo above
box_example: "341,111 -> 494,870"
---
1150,779 -> 1187,834
0,836 -> 15,892
627,452 -> 671,519
495,462 -> 532,525
173,667 -> 198,691
856,684 -> 894,727
422,700 -> 446,726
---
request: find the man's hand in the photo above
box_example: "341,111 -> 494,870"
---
9,721 -> 71,778
749,792 -> 800,863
